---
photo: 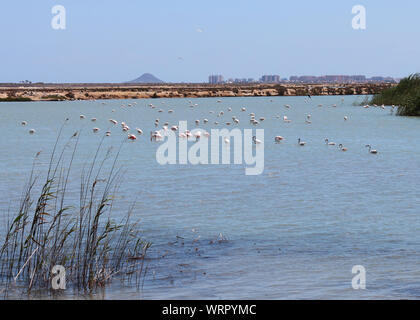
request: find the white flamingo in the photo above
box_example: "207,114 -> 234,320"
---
338,144 -> 348,152
150,131 -> 163,141
194,131 -> 202,141
366,145 -> 378,154
298,138 -> 306,146
325,138 -> 336,146
252,136 -> 262,144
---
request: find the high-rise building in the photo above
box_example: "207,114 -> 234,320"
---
208,75 -> 224,84
260,75 -> 280,83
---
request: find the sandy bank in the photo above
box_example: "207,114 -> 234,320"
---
0,83 -> 396,102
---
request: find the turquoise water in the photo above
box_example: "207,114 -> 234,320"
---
1,95 -> 420,299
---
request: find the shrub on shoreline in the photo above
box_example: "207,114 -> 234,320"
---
370,74 -> 420,116
0,97 -> 32,102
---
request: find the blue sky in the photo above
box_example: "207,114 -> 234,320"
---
0,0 -> 419,83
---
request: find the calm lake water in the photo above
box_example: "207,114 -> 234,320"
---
1,95 -> 420,299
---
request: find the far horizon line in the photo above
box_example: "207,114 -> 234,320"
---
5,72 -> 405,86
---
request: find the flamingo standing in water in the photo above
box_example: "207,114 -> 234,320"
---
128,134 -> 137,141
194,131 -> 202,141
338,144 -> 348,152
150,131 -> 163,141
298,138 -> 306,146
325,138 -> 336,146
366,145 -> 378,154
252,136 -> 262,144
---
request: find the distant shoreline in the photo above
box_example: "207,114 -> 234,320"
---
0,83 -> 395,102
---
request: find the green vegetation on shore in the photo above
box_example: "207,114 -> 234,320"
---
371,74 -> 420,116
0,126 -> 150,296
0,97 -> 32,102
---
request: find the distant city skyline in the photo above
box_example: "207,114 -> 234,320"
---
208,74 -> 397,84
1,1 -> 419,83
12,72 -> 398,85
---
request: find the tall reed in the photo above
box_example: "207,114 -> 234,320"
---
0,124 -> 151,297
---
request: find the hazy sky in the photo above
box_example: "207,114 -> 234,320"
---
1,0 -> 419,83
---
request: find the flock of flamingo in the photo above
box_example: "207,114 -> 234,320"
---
19,97 -> 390,155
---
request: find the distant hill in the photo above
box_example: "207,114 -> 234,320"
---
127,73 -> 164,84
